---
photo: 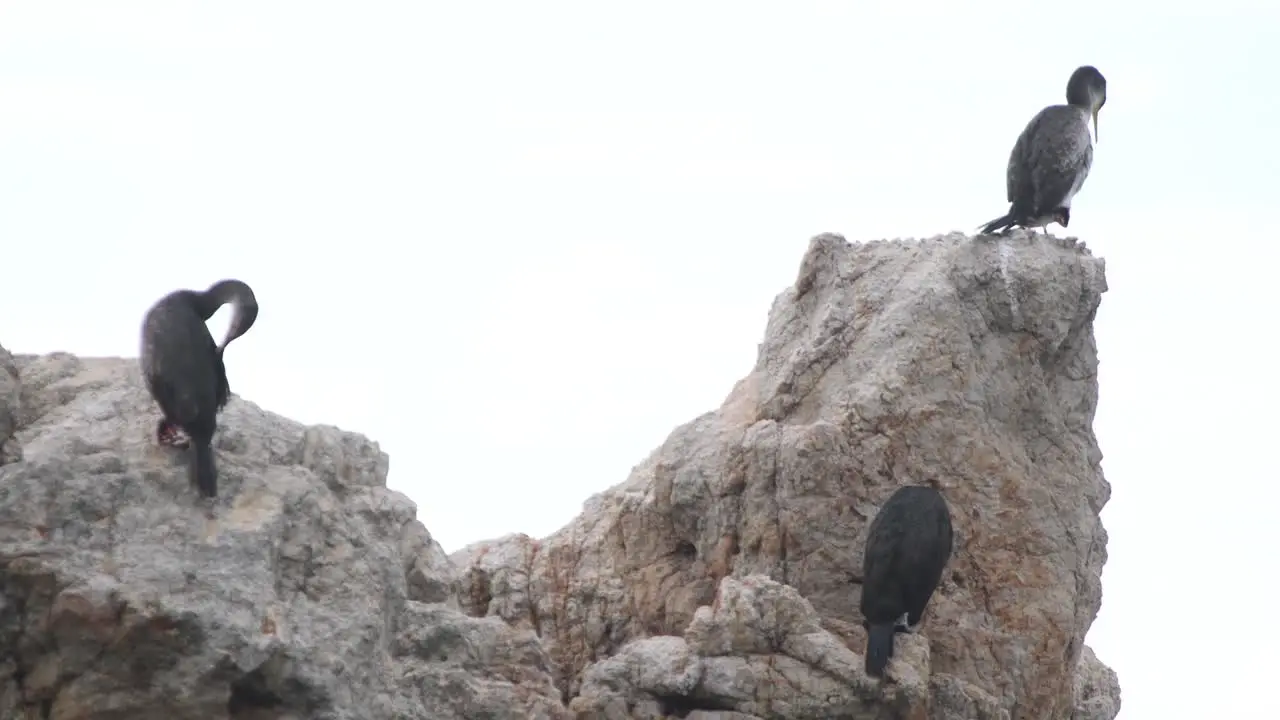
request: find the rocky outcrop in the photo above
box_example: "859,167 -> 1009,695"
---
453,231 -> 1121,719
0,230 -> 1121,720
1072,647 -> 1121,720
0,352 -> 567,719
565,574 -> 1009,720
0,346 -> 20,467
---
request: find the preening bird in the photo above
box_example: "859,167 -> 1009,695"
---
979,65 -> 1107,236
139,279 -> 258,498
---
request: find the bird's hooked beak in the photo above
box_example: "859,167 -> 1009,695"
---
219,299 -> 244,350
218,325 -> 235,352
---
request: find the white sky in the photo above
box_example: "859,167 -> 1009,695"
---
2,2 -> 1277,717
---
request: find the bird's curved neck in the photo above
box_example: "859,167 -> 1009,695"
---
200,281 -> 257,348
188,290 -> 227,321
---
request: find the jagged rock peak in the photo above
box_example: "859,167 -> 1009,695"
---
0,230 -> 1121,720
454,231 -> 1120,719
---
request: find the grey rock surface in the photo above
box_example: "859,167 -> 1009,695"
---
1072,646 -> 1122,720
0,229 -> 1122,720
568,574 -> 1009,720
455,231 -> 1121,720
0,346 -> 20,466
0,351 -> 566,719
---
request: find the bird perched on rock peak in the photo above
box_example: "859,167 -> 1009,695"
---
978,65 -> 1107,236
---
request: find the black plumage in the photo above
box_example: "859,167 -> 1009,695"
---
979,65 -> 1107,236
139,279 -> 258,498
860,485 -> 954,678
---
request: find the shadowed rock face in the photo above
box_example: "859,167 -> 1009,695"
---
453,231 -> 1120,720
0,230 -> 1121,720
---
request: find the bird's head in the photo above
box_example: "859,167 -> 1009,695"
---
1066,65 -> 1106,142
205,279 -> 259,349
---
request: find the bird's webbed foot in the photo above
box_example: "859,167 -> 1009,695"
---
156,419 -> 192,449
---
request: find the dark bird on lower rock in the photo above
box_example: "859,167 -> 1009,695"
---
860,485 -> 954,678
979,65 -> 1107,236
139,279 -> 258,498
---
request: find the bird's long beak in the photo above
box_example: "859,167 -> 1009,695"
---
1091,108 -> 1099,143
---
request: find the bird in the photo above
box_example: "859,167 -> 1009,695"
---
859,484 -> 954,678
139,279 -> 258,498
978,65 -> 1107,236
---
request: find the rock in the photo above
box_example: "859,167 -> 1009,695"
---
0,230 -> 1122,719
0,345 -> 20,466
456,231 -> 1121,719
567,575 -> 1002,720
0,350 -> 566,719
1072,646 -> 1121,720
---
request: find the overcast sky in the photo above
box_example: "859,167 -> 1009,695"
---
2,2 -> 1277,718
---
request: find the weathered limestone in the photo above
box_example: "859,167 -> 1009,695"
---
454,232 -> 1119,719
0,230 -> 1121,719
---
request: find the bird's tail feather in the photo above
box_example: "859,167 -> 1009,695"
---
865,622 -> 896,677
190,440 -> 218,498
978,211 -> 1016,235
